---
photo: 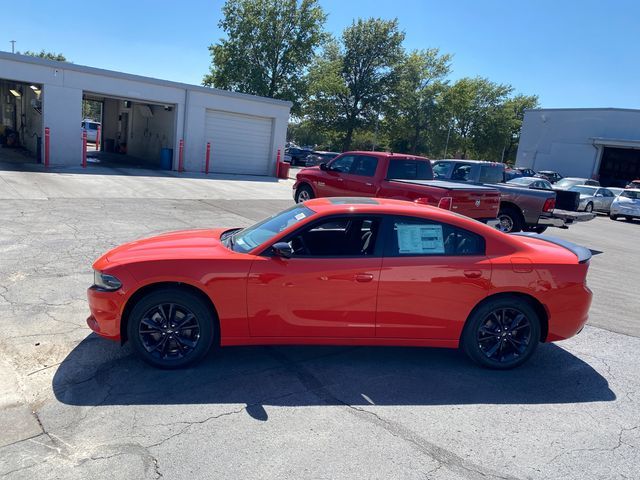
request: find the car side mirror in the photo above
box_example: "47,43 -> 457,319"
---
319,163 -> 328,171
595,193 -> 603,197
272,242 -> 293,259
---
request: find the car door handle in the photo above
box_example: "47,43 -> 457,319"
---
337,178 -> 344,182
354,273 -> 374,283
365,182 -> 373,186
464,270 -> 482,279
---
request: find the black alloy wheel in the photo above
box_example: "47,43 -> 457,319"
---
461,297 -> 540,369
128,288 -> 215,368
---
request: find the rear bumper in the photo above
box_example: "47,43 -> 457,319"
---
545,284 -> 593,342
538,210 -> 596,228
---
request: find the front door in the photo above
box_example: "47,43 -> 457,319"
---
316,155 -> 357,197
375,215 -> 492,340
247,215 -> 382,338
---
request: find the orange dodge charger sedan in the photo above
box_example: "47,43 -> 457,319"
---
87,197 -> 592,369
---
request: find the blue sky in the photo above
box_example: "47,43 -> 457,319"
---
4,0 -> 639,108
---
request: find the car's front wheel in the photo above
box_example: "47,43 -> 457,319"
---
295,184 -> 315,203
127,288 -> 215,369
585,202 -> 594,213
461,297 -> 541,369
610,214 -> 618,220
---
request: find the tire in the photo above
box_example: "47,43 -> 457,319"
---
585,202 -> 594,213
127,288 -> 215,369
496,206 -> 523,233
610,214 -> 618,221
295,184 -> 315,203
625,216 -> 634,222
461,296 -> 541,369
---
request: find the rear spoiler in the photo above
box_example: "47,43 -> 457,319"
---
511,232 -> 592,264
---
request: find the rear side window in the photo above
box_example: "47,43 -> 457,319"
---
384,216 -> 485,257
479,165 -> 504,183
351,156 -> 378,177
387,159 -> 432,180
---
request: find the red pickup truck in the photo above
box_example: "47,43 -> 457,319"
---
293,151 -> 500,222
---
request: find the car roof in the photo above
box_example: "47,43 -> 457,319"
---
432,159 -> 503,165
343,151 -> 430,160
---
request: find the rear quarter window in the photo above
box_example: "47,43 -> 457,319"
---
479,165 -> 505,183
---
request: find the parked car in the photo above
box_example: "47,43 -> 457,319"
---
535,170 -> 563,183
569,185 -> 615,213
608,187 -> 624,197
81,119 -> 101,143
304,151 -> 340,167
87,198 -> 593,370
285,147 -> 313,166
506,177 -> 553,190
554,177 -> 600,190
610,189 -> 640,221
294,152 -> 501,222
431,159 -> 593,234
626,180 -> 640,189
516,168 -> 536,177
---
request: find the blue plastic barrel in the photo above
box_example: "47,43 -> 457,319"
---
160,148 -> 173,170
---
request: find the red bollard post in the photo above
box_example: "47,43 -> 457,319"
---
96,125 -> 101,151
82,130 -> 87,168
205,142 -> 211,174
178,139 -> 184,172
44,127 -> 50,167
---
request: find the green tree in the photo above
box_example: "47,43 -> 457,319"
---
21,50 -> 68,62
203,0 -> 326,113
385,48 -> 451,154
305,18 -> 405,150
438,77 -> 513,159
499,94 -> 539,163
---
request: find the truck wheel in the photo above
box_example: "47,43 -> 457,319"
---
295,184 -> 314,203
496,206 -> 523,233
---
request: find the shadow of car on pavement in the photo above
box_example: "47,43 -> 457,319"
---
52,333 -> 616,420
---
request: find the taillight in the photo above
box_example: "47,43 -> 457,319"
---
438,197 -> 453,210
543,197 -> 556,212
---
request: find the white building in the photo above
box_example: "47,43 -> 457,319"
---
516,108 -> 640,187
0,51 -> 291,175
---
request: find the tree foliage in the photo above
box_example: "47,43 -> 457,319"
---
21,50 -> 68,62
305,18 -> 405,150
203,0 -> 326,114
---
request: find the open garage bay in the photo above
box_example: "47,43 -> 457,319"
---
0,169 -> 638,479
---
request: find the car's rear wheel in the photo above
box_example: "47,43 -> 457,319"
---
461,297 -> 541,369
295,184 -> 315,203
496,206 -> 523,233
127,288 -> 215,369
585,202 -> 594,213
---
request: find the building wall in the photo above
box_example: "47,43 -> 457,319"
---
0,52 -> 291,173
516,109 -> 640,178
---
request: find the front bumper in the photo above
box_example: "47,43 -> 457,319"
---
611,205 -> 640,217
87,286 -> 124,341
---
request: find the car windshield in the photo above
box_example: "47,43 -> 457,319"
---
621,190 -> 640,200
507,178 -> 534,186
556,178 -> 583,189
227,205 -> 315,253
570,186 -> 597,195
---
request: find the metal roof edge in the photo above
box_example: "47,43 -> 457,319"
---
524,107 -> 640,114
0,50 -> 293,108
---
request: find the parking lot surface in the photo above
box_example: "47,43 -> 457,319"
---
0,168 -> 639,479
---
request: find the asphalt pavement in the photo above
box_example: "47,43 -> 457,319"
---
0,166 -> 638,480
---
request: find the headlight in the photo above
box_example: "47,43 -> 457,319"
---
93,270 -> 122,291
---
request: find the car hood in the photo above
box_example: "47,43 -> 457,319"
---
94,228 -> 233,268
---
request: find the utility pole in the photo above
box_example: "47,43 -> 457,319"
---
10,40 -> 16,53
443,123 -> 452,158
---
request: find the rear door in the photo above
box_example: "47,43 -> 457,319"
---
376,215 -> 492,340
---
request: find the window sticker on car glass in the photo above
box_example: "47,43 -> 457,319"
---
294,212 -> 307,220
396,224 -> 444,254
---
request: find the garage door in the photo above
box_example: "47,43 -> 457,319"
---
205,110 -> 273,175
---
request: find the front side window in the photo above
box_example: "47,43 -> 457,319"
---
287,216 -> 380,257
384,216 -> 485,257
228,205 -> 315,253
329,155 -> 356,173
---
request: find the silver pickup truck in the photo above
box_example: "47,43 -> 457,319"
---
431,159 -> 595,233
